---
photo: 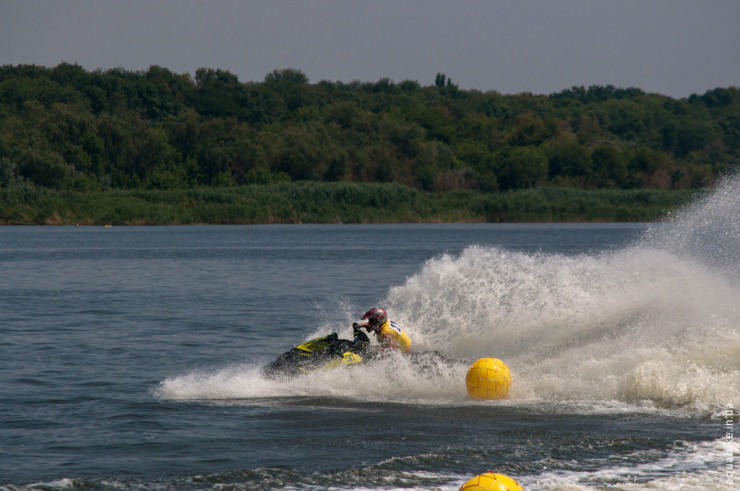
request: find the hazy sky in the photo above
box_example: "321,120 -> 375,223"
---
2,0 -> 738,98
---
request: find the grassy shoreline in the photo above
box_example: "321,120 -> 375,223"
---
0,182 -> 699,225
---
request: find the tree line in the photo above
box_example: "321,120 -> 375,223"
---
0,63 -> 737,194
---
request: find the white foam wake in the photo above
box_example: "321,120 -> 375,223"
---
386,174 -> 740,411
158,174 -> 740,415
524,437 -> 739,490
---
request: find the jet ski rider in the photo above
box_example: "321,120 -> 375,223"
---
353,307 -> 412,353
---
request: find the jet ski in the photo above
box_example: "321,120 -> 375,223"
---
261,330 -> 371,379
262,327 -> 462,380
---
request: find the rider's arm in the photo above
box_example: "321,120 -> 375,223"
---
377,333 -> 397,351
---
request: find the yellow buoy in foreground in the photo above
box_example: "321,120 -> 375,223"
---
465,358 -> 511,400
459,472 -> 524,491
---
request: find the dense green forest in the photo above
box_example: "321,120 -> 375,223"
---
1,63 -> 738,191
0,63 -> 737,223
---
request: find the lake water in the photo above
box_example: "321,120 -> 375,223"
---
1,178 -> 738,490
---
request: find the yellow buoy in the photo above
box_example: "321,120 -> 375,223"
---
465,358 -> 511,400
459,472 -> 524,491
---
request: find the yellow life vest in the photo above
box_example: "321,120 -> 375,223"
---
377,319 -> 412,353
